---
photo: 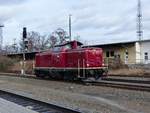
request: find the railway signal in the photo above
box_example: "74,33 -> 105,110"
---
23,27 -> 29,51
23,27 -> 27,39
24,38 -> 29,51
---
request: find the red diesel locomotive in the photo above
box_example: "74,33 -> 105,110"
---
34,40 -> 108,80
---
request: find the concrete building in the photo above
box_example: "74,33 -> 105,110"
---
89,39 -> 150,64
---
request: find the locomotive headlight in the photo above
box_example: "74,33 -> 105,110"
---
87,63 -> 89,67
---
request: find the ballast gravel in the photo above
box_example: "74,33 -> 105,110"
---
0,75 -> 149,113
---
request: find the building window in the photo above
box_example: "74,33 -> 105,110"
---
110,51 -> 114,57
106,51 -> 109,57
145,52 -> 148,61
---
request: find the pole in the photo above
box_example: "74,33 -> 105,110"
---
21,27 -> 27,75
69,14 -> 72,41
22,52 -> 25,75
0,25 -> 4,52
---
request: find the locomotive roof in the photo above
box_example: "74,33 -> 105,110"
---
54,40 -> 83,47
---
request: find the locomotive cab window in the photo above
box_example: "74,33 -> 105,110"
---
63,44 -> 72,50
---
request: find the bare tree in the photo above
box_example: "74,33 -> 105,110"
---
49,34 -> 58,48
48,28 -> 69,47
3,44 -> 19,54
55,28 -> 68,43
28,32 -> 49,51
20,31 -> 50,52
18,28 -> 70,52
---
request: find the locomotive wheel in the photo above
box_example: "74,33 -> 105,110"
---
63,72 -> 76,81
36,74 -> 45,78
63,75 -> 74,81
95,74 -> 101,80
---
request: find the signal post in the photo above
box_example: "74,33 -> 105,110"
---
21,27 -> 28,75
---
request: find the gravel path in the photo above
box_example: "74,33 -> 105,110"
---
0,75 -> 149,113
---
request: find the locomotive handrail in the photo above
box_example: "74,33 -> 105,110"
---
77,59 -> 80,78
83,59 -> 85,78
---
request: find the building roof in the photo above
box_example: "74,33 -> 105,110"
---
85,39 -> 150,47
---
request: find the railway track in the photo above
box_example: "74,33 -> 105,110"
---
0,73 -> 150,92
0,89 -> 82,113
109,75 -> 150,78
85,80 -> 150,92
102,77 -> 150,84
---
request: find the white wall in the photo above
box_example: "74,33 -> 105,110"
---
135,42 -> 141,63
141,41 -> 150,64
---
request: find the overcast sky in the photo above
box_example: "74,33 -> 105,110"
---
1,0 -> 150,45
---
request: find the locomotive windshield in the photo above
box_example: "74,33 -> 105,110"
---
52,44 -> 71,52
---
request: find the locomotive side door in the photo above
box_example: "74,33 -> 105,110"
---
75,51 -> 86,78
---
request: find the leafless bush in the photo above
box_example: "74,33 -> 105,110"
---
0,56 -> 16,72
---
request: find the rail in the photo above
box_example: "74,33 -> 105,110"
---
0,89 -> 83,113
85,80 -> 150,92
0,73 -> 150,92
102,77 -> 150,84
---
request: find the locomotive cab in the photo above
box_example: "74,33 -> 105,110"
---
54,40 -> 83,51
